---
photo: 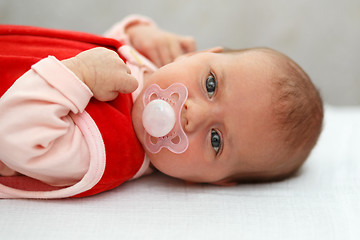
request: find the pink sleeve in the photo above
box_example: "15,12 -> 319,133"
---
104,14 -> 157,45
0,56 -> 93,187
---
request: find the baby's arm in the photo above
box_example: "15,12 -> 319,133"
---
105,15 -> 197,67
0,48 -> 136,186
0,56 -> 93,186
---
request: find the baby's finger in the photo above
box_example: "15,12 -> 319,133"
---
169,40 -> 183,60
146,47 -> 162,67
106,92 -> 119,102
180,36 -> 197,53
124,64 -> 131,74
158,45 -> 172,66
115,74 -> 139,94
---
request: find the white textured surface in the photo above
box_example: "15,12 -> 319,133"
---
0,0 -> 359,105
1,105 -> 360,239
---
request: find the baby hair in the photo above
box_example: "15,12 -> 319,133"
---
222,47 -> 324,183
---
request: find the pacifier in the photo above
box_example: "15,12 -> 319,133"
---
142,83 -> 189,154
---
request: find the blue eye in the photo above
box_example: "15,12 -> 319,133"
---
211,129 -> 222,155
205,73 -> 217,98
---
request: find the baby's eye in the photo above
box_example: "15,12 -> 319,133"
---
205,72 -> 217,98
211,129 -> 222,155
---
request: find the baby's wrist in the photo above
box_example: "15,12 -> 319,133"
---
62,57 -> 92,91
62,58 -> 84,80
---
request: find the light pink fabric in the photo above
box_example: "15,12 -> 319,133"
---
104,14 -> 156,45
0,56 -> 93,187
0,15 -> 157,198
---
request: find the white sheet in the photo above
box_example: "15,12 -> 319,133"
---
1,106 -> 360,240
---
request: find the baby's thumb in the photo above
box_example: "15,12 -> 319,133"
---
116,74 -> 139,94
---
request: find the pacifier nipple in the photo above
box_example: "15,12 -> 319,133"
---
142,83 -> 189,154
142,99 -> 176,138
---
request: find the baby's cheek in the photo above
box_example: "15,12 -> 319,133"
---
149,152 -> 179,175
131,102 -> 145,142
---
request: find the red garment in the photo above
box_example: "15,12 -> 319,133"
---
0,25 -> 145,197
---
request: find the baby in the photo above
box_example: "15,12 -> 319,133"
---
131,46 -> 324,185
0,15 -> 323,198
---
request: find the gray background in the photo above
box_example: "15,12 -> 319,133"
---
1,0 -> 359,105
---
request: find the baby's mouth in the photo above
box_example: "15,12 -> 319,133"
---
142,83 -> 189,154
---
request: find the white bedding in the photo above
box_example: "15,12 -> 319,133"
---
1,106 -> 360,240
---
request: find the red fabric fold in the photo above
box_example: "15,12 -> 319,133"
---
0,25 -> 144,198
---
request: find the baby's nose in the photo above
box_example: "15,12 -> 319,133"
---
181,100 -> 209,133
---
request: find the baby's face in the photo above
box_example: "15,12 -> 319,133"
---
132,50 -> 281,184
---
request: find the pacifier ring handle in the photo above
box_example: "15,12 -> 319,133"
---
142,83 -> 189,154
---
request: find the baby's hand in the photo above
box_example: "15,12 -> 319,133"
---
62,47 -> 138,101
126,24 -> 197,67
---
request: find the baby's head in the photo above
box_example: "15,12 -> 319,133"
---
131,47 -> 323,185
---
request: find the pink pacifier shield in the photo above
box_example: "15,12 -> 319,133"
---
142,83 -> 189,154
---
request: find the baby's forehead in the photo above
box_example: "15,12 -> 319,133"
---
220,58 -> 281,159
222,52 -> 278,85
223,48 -> 285,66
